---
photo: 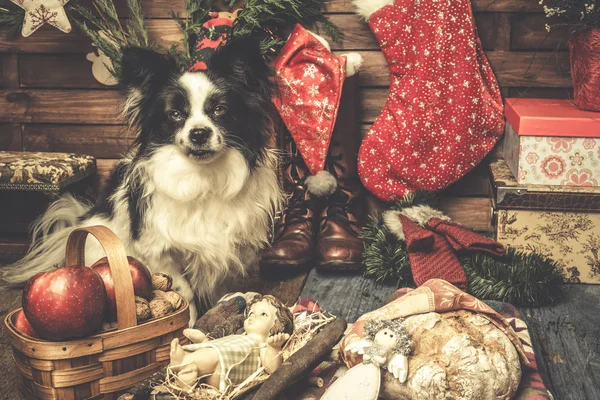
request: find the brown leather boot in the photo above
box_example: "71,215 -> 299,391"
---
317,76 -> 365,272
260,126 -> 318,273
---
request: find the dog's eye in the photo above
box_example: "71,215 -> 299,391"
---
213,105 -> 227,116
169,110 -> 184,122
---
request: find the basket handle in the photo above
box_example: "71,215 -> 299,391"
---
65,226 -> 137,331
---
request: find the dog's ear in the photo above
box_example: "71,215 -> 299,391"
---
207,36 -> 273,98
120,47 -> 179,88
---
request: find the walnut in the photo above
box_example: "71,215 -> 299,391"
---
149,297 -> 173,319
101,321 -> 117,332
163,291 -> 184,310
151,290 -> 167,300
151,272 -> 173,291
135,296 -> 151,322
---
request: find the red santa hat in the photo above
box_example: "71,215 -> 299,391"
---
272,24 -> 362,196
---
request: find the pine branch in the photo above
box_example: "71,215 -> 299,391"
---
175,0 -> 342,60
260,35 -> 286,56
360,215 -> 414,286
68,0 -> 164,77
231,0 -> 343,51
126,0 -> 149,48
0,3 -> 25,36
462,249 -> 564,307
390,190 -> 439,211
94,0 -> 122,29
73,19 -> 122,75
173,0 -> 211,66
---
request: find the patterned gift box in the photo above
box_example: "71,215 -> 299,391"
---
490,159 -> 600,284
503,98 -> 600,186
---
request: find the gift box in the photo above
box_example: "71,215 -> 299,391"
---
0,151 -> 96,234
503,98 -> 600,186
490,159 -> 600,284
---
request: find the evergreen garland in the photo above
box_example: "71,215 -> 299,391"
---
173,0 -> 212,66
178,0 -> 342,63
361,215 -> 413,286
69,0 -> 180,77
361,192 -> 565,307
462,249 -> 564,307
231,0 -> 343,53
2,0 -> 340,73
0,0 -> 170,76
0,2 -> 24,37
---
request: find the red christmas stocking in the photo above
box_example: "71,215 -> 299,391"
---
427,217 -> 505,256
353,0 -> 505,201
384,211 -> 468,290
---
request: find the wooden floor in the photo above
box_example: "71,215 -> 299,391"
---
1,263 -> 599,399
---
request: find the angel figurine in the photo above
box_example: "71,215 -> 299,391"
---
321,319 -> 412,400
169,294 -> 294,392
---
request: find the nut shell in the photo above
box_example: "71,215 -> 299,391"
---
149,297 -> 173,319
151,290 -> 167,300
163,291 -> 184,310
151,272 -> 173,291
101,321 -> 118,332
135,296 -> 152,321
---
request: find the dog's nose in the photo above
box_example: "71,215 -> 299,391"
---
189,128 -> 212,146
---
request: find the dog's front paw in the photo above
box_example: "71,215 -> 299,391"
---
187,302 -> 198,328
169,275 -> 198,327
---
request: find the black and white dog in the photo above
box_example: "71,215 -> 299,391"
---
1,38 -> 283,324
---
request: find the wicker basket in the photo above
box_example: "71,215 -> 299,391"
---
4,226 -> 190,400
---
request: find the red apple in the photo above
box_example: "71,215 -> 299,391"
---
14,309 -> 40,339
91,256 -> 152,321
22,266 -> 106,340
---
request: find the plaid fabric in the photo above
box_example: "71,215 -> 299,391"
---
202,334 -> 262,391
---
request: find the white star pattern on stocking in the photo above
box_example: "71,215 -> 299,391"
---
356,0 -> 504,201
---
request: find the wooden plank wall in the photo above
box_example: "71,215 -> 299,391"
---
0,0 -> 572,232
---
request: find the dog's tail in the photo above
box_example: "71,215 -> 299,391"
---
1,194 -> 92,286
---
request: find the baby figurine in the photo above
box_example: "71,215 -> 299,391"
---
321,319 -> 413,400
169,295 -> 294,392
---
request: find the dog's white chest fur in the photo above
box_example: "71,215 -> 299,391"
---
84,146 -> 281,318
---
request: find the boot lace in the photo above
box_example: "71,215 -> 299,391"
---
322,139 -> 359,228
282,194 -> 312,225
278,139 -> 312,226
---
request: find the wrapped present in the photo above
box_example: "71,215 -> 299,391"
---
490,159 -> 600,283
503,98 -> 600,186
0,151 -> 96,234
